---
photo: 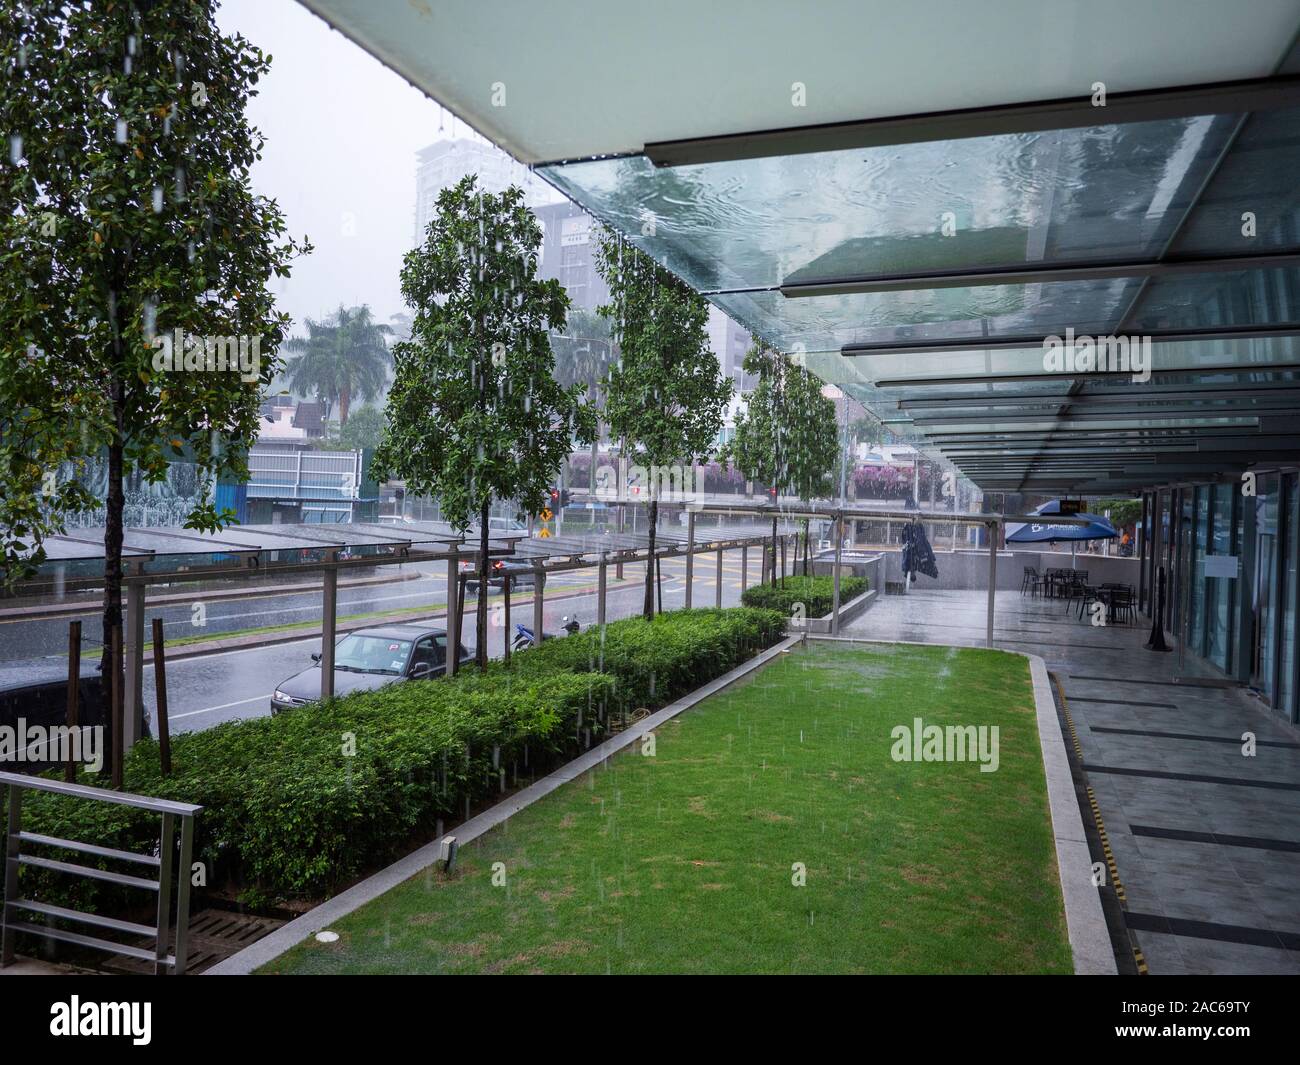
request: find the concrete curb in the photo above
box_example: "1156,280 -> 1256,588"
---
805,634 -> 1116,975
204,632 -> 802,975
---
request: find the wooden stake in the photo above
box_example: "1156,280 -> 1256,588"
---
152,617 -> 172,776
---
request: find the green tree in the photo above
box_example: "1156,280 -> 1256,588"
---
374,176 -> 594,670
596,234 -> 732,619
725,343 -> 839,584
1094,497 -> 1141,529
0,4 -> 306,689
336,405 -> 386,451
551,304 -> 618,492
283,303 -> 392,426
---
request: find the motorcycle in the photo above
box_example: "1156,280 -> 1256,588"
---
512,615 -> 581,651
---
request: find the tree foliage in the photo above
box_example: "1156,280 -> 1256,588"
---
374,176 -> 594,667
727,343 -> 839,501
595,232 -> 731,618
283,303 -> 392,425
0,4 -> 306,659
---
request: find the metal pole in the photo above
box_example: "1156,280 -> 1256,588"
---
986,521 -> 998,648
831,513 -> 844,635
685,510 -> 695,608
533,561 -> 545,647
598,552 -> 608,627
502,574 -> 511,666
656,555 -> 664,614
741,544 -> 748,590
152,618 -> 172,776
174,813 -> 195,975
123,565 -> 145,751
320,552 -> 338,700
154,812 -> 175,976
447,551 -> 460,676
716,548 -> 723,608
2,783 -> 20,965
65,621 -> 80,784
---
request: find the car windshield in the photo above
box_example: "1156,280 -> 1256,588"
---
332,634 -> 412,675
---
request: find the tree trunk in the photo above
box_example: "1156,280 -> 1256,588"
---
338,386 -> 350,427
476,499 -> 490,671
803,521 -> 810,577
643,498 -> 657,620
101,389 -> 125,742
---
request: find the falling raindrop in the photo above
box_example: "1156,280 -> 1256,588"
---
127,35 -> 137,57
17,44 -> 27,69
115,118 -> 128,144
186,241 -> 195,263
142,297 -> 157,342
174,165 -> 186,201
124,56 -> 132,75
152,186 -> 163,213
8,134 -> 22,164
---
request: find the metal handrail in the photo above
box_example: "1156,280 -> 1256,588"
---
1,771 -> 202,975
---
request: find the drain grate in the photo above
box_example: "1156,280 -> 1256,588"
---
102,909 -> 284,975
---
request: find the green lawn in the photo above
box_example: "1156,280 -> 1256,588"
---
264,642 -> 1071,974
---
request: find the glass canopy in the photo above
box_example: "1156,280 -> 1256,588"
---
540,96 -> 1300,492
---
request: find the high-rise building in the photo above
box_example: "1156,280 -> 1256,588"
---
533,200 -> 608,313
708,306 -> 755,393
412,138 -> 558,246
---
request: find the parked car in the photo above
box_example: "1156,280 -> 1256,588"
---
271,624 -> 471,713
462,558 -> 543,594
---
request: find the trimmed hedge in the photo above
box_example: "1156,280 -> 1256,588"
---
7,607 -> 784,908
740,575 -> 867,618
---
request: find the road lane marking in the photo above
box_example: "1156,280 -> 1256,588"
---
172,694 -> 271,719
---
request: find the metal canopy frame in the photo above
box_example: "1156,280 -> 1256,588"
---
642,72 -> 1300,168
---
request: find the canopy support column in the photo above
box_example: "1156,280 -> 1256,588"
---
447,551 -> 460,677
716,548 -> 723,608
533,561 -> 545,647
986,522 -> 998,648
598,552 -> 608,627
321,551 -> 338,700
831,512 -> 844,635
685,510 -> 695,608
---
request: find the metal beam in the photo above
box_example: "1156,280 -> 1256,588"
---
781,250 -> 1300,299
644,73 -> 1300,168
874,363 -> 1300,387
843,324 -> 1300,358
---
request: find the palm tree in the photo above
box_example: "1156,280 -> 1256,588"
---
283,304 -> 393,425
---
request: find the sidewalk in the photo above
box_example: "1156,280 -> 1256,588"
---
843,586 -> 1300,975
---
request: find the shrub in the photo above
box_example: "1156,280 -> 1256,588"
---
7,608 -> 784,908
740,575 -> 866,618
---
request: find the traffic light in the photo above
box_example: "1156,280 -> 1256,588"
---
549,488 -> 560,506
559,488 -> 571,507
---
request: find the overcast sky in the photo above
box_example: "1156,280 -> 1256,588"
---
214,0 -> 491,332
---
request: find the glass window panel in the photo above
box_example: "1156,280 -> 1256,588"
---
1253,475 -> 1281,701
1127,266 -> 1300,332
1207,483 -> 1236,672
1281,473 -> 1297,721
539,115 -> 1241,293
711,279 -> 1140,354
1172,107 -> 1300,258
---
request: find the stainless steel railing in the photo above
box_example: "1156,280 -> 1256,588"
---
1,771 -> 202,975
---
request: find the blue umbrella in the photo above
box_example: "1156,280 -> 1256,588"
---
1005,499 -> 1119,544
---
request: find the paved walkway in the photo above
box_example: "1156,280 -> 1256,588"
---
843,585 -> 1300,975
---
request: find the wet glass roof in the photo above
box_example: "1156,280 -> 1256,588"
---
539,93 -> 1300,493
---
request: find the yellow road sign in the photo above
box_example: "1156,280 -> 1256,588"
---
540,508 -> 553,522
538,527 -> 551,538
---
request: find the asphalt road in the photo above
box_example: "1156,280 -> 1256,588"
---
130,550 -> 760,734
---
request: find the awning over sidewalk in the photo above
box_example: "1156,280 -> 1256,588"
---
302,0 -> 1300,494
